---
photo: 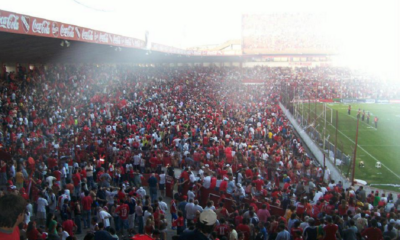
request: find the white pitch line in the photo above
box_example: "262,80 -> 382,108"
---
344,114 -> 377,131
334,126 -> 400,180
360,145 -> 400,147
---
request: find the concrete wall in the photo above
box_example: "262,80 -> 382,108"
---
243,61 -> 331,68
279,102 -> 351,189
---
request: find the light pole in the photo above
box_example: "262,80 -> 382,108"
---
351,118 -> 360,186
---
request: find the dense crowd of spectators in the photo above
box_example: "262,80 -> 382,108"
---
0,65 -> 399,240
242,13 -> 336,52
230,66 -> 400,100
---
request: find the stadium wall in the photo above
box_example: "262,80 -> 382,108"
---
279,102 -> 351,189
243,62 -> 330,68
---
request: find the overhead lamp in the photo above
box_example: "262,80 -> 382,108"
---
60,40 -> 70,48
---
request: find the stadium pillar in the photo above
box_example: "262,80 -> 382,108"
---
351,118 -> 360,186
314,101 -> 317,124
334,110 -> 338,166
308,99 -> 310,124
323,103 -> 327,150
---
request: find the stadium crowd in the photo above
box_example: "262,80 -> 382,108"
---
0,65 -> 400,240
242,13 -> 335,52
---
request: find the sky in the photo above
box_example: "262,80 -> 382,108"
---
0,0 -> 399,80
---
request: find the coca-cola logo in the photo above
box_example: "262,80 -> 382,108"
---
60,24 -> 74,38
75,27 -> 81,39
94,31 -> 99,41
52,22 -> 59,37
99,33 -> 109,43
21,16 -> 30,33
0,12 -> 19,30
82,29 -> 94,41
32,19 -> 50,34
112,35 -> 121,45
123,37 -> 132,46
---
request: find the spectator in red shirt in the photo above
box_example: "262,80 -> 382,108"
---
237,218 -> 252,240
216,218 -> 230,238
253,175 -> 264,192
175,211 -> 185,235
53,166 -> 62,186
116,199 -> 130,236
323,216 -> 340,240
117,187 -> 126,201
61,218 -> 76,236
361,219 -> 382,240
81,191 -> 93,229
219,177 -> 228,193
72,169 -> 81,197
26,221 -> 41,240
245,167 -> 253,182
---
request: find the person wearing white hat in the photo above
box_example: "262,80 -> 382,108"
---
233,182 -> 245,202
179,209 -> 217,240
136,186 -> 146,198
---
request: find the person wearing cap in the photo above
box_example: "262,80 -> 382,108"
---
234,182 -> 245,202
179,209 -> 217,240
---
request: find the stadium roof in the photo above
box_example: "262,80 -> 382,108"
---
0,31 -> 244,63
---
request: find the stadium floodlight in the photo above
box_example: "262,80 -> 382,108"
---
60,40 -> 70,47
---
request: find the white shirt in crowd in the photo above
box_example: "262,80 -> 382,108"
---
99,209 -> 112,228
185,202 -> 196,220
159,201 -> 168,212
188,190 -> 196,202
137,187 -> 146,198
203,176 -> 211,189
60,231 -> 69,240
159,173 -> 166,184
37,197 -> 48,213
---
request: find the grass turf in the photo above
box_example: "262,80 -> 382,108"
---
295,102 -> 400,190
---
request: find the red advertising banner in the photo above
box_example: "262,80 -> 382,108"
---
0,9 -> 241,56
291,99 -> 334,103
0,9 -> 146,49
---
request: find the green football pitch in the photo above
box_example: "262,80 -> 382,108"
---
296,102 -> 400,190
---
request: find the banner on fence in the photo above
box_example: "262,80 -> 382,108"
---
341,99 -> 358,103
376,99 -> 390,104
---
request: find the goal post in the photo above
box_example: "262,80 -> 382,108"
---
326,104 -> 334,125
